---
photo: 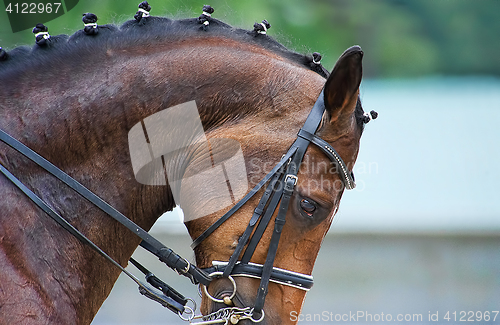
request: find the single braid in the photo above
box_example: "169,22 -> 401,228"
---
307,52 -> 329,78
312,52 -> 322,64
198,5 -> 214,31
32,23 -> 50,46
0,47 -> 7,61
253,20 -> 271,35
134,1 -> 151,23
82,13 -> 98,35
362,110 -> 379,124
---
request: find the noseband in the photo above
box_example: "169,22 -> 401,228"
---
0,88 -> 355,323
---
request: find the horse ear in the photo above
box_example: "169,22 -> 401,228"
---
323,46 -> 363,125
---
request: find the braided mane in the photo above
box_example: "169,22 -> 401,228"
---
0,5 -> 373,128
0,12 -> 329,79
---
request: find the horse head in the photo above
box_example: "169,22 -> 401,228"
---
0,5 -> 373,324
183,45 -> 367,324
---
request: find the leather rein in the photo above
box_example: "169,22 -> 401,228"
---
0,88 -> 355,323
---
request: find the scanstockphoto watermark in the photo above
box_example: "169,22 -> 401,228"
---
127,100 -> 378,222
128,101 -> 248,222
290,310 -> 500,323
290,311 -> 424,323
248,156 -> 378,194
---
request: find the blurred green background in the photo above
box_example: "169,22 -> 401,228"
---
1,0 -> 500,78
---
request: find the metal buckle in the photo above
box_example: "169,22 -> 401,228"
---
285,174 -> 298,185
176,257 -> 191,274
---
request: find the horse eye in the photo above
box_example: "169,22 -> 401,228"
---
300,199 -> 317,214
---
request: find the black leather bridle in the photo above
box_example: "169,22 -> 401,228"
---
194,89 -> 355,317
0,88 -> 355,323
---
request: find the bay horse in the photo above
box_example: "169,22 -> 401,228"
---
0,5 -> 372,325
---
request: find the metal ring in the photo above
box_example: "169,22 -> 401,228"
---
202,271 -> 237,303
185,297 -> 197,315
250,309 -> 265,323
197,284 -> 203,298
178,305 -> 195,321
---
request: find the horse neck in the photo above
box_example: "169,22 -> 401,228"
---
0,37 -> 324,324
1,36 -> 324,222
0,50 -> 176,323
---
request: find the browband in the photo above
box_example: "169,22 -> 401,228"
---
297,129 -> 356,190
